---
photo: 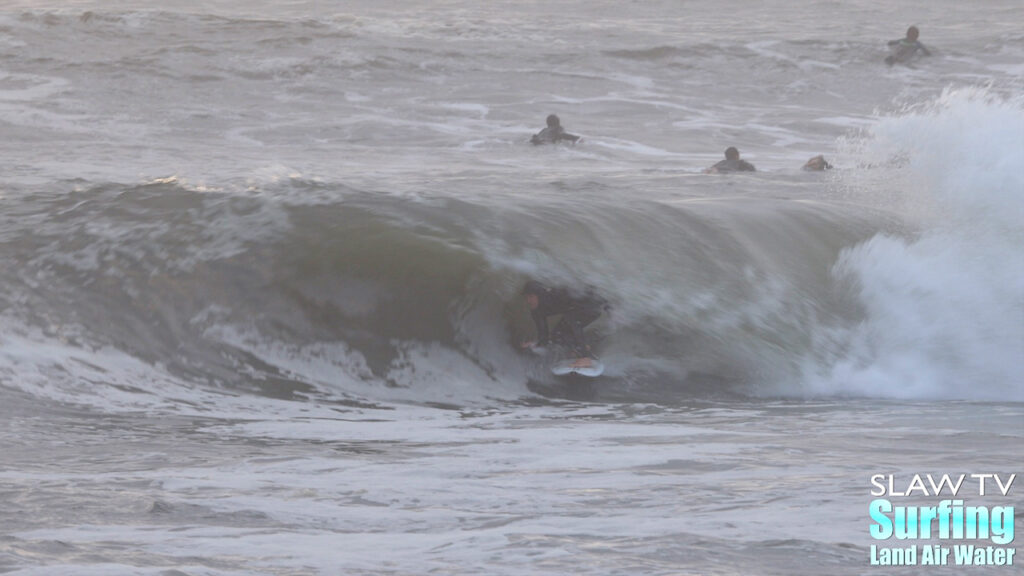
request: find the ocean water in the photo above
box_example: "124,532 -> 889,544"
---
1,1 -> 1022,575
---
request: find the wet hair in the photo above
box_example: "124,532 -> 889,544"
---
546,114 -> 560,128
907,26 -> 919,41
725,146 -> 740,160
521,280 -> 546,296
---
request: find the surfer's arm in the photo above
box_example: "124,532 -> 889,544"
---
705,159 -> 727,173
560,132 -> 580,143
917,43 -> 931,56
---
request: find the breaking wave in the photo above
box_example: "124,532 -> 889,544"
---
1,89 -> 1020,407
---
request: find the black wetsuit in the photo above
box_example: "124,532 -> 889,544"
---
530,287 -> 605,356
709,158 -> 756,172
530,126 -> 580,145
885,39 -> 930,65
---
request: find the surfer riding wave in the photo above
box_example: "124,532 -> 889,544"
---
519,280 -> 608,367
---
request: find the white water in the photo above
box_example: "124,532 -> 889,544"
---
801,90 -> 1024,400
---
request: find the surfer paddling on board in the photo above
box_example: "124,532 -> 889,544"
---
530,114 -> 580,145
704,147 -> 756,173
520,280 -> 606,369
885,26 -> 931,66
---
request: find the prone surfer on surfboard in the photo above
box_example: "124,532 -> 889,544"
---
519,280 -> 607,366
530,114 -> 580,145
885,26 -> 931,66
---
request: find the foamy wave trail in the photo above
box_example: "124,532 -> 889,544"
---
799,88 -> 1024,401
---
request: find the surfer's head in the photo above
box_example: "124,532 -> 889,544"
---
906,26 -> 919,41
522,280 -> 546,309
546,114 -> 561,128
803,155 -> 832,171
725,146 -> 740,161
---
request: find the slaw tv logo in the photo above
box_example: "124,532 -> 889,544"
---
868,473 -> 1017,567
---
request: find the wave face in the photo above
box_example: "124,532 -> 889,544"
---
2,92 -> 1021,406
0,178 -> 874,404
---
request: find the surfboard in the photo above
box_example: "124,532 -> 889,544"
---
550,357 -> 604,378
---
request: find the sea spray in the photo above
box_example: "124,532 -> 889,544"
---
804,88 -> 1024,400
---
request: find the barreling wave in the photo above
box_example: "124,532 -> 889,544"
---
0,173 -> 878,407
1,90 -> 1020,407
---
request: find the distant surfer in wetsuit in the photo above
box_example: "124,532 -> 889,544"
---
802,154 -> 832,171
705,147 -> 756,173
530,114 -> 580,145
885,26 -> 931,66
520,280 -> 605,360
